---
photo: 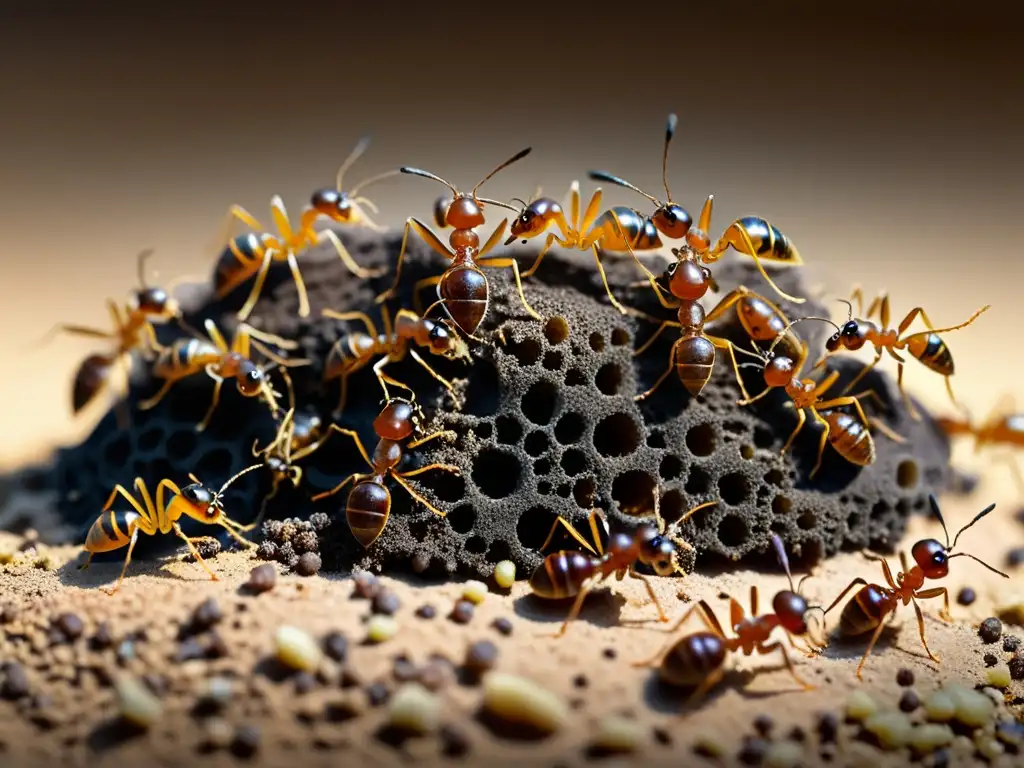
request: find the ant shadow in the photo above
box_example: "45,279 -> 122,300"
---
639,665 -> 796,716
86,718 -> 149,754
816,624 -> 940,667
511,589 -> 631,631
55,542 -> 242,591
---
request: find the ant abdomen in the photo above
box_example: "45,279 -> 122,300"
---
905,332 -> 954,376
73,354 -> 115,413
214,233 -> 268,297
839,584 -> 890,636
723,217 -> 801,265
823,410 -> 875,467
674,336 -> 716,397
346,481 -> 391,548
530,551 -> 597,600
439,265 -> 489,334
659,632 -> 727,687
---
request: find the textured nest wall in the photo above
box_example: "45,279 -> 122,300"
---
10,230 -> 951,579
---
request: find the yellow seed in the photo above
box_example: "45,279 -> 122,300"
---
592,715 -> 641,753
493,561 -> 516,590
482,672 -> 568,734
845,690 -> 878,721
462,580 -> 489,604
114,675 -> 163,728
692,735 -> 727,757
924,689 -> 957,722
274,625 -> 322,672
987,664 -> 1011,688
366,615 -> 398,644
764,740 -> 805,768
864,711 -> 913,750
388,683 -> 440,734
947,684 -> 996,727
909,723 -> 954,754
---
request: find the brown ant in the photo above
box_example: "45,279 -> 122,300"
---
308,134 -> 399,233
528,488 -> 717,637
80,464 -> 263,595
936,394 -> 1024,493
139,319 -> 309,431
822,494 -> 1008,679
632,533 -> 824,705
813,288 -> 990,420
736,319 -> 905,478
310,390 -> 460,548
374,148 -> 542,337
587,113 -> 806,306
321,302 -> 471,417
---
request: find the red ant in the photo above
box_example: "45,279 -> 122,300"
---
632,533 -> 824,705
822,494 -> 1008,679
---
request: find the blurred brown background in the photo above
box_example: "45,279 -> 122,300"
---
0,4 -> 1020,472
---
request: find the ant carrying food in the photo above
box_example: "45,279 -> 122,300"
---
822,494 -> 1008,679
528,489 -> 717,637
374,148 -> 543,337
322,302 -> 471,417
139,318 -> 309,431
311,390 -> 460,548
632,533 -> 824,706
79,464 -> 263,595
936,394 -> 1024,494
814,288 -> 990,420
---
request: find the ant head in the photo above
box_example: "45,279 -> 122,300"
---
132,248 -> 180,320
633,524 -> 677,576
825,300 -> 866,352
764,354 -> 796,388
373,397 -> 422,442
666,259 -> 712,301
426,319 -> 472,362
433,195 -> 453,228
236,363 -> 265,397
507,196 -> 559,242
769,533 -> 826,643
180,482 -> 221,522
445,195 -> 485,229
310,187 -> 354,222
652,204 -> 693,240
921,494 -> 1009,580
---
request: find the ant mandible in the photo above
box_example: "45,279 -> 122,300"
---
374,148 -> 543,337
936,394 -> 1024,494
632,533 -> 824,707
822,494 -> 1008,679
80,464 -> 263,595
586,113 -> 806,306
814,287 -> 990,420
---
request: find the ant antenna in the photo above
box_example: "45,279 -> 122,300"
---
509,196 -> 529,209
662,113 -> 678,203
770,533 -> 796,592
335,135 -> 372,191
400,167 -> 459,197
928,495 -> 1010,578
136,248 -> 156,287
476,196 -> 522,213
214,463 -> 264,500
472,147 -> 532,199
767,316 -> 842,358
836,298 -> 854,324
587,170 -> 661,206
349,169 -> 400,196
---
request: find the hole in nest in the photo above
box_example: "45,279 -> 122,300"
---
723,421 -> 746,436
797,511 -> 816,530
466,536 -> 487,554
407,518 -> 430,543
533,457 -> 552,476
686,423 -> 716,457
517,505 -> 557,550
659,488 -> 685,525
764,469 -> 785,487
487,539 -> 513,565
685,466 -> 711,495
660,454 -> 683,481
544,316 -> 570,345
594,413 -> 641,457
595,363 -> 623,396
474,422 -> 493,439
647,431 -> 666,449
870,500 -> 891,519
565,368 -> 586,386
896,459 -> 919,489
472,448 -> 521,499
555,412 -> 585,445
167,430 -> 196,460
718,515 -> 749,548
495,416 -> 523,445
612,470 -> 656,516
754,427 -> 774,449
740,444 -> 754,460
543,350 -> 563,371
573,477 -> 596,508
589,332 -> 605,352
718,472 -> 750,506
847,511 -> 862,530
561,448 -> 587,476
506,337 -> 542,367
611,328 -> 630,346
137,428 -> 163,453
195,448 -> 234,479
537,480 -> 552,494
556,483 -> 570,498
464,357 -> 501,418
525,431 -> 549,457
521,380 -> 557,425
772,495 -> 792,516
416,469 -> 465,503
104,435 -> 131,467
447,504 -> 476,534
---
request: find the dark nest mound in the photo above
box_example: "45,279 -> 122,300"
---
4,229 -> 951,579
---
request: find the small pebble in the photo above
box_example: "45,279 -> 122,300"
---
864,711 -> 913,749
986,663 -> 1011,688
191,598 -> 223,630
440,724 -> 470,757
753,714 -> 774,736
924,689 -> 957,722
493,560 -> 516,589
1002,635 -> 1020,653
763,740 -> 805,768
817,712 -> 839,743
200,676 -> 234,707
1006,547 -> 1024,567
896,668 -> 914,687
246,564 -> 277,594
417,659 -> 452,691
909,723 -> 954,754
366,615 -> 398,643
1009,654 -> 1024,679
481,672 -> 568,734
372,590 -> 401,616
788,725 -> 806,743
201,717 -> 234,749
957,587 -> 976,606
411,552 -> 431,574
979,617 -> 1002,643
846,690 -> 878,721
899,690 -> 920,712
352,571 -> 379,599
114,675 -> 163,728
294,552 -> 321,577
592,715 -> 641,754
256,541 -> 277,561
365,682 -> 390,706
2,662 -> 30,699
91,623 -> 113,650
462,580 -> 488,604
274,626 -> 322,672
464,640 -> 499,677
984,652 -> 998,667
388,683 -> 440,734
450,600 -> 475,624
231,725 -> 261,758
602,647 -> 617,660
737,738 -> 768,765
323,631 -> 348,663
392,656 -> 419,683
572,674 -> 588,689
415,604 -> 436,620
54,613 -> 84,641
294,671 -> 317,694
492,617 -> 513,636
994,719 -> 1024,748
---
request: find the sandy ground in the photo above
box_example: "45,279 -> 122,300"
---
2,481 -> 1024,767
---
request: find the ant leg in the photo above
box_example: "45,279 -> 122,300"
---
520,233 -> 565,279
708,225 -> 805,304
138,379 -> 177,411
285,252 -> 311,318
894,360 -> 922,421
682,667 -> 727,710
325,424 -> 374,467
412,276 -> 442,317
822,577 -> 869,615
243,324 -> 301,351
171,522 -> 219,582
749,584 -> 759,616
708,335 -> 757,402
321,228 -> 386,279
390,471 -> 452,518
477,218 -> 510,260
333,374 -> 350,419
839,349 -> 884,396
321,309 -> 379,338
601,210 -> 665,289
736,385 -> 775,407
102,530 -> 141,596
372,358 -> 414,402
911,599 -> 941,664
218,518 -> 256,548
808,408 -> 832,479
397,462 -> 461,480
780,408 -> 808,456
627,567 -> 669,623
311,472 -> 362,502
406,428 -> 457,451
634,320 -> 682,358
854,619 -> 889,680
631,602 -> 720,668
915,587 -> 951,623
236,248 -> 276,322
33,322 -> 113,353
537,515 -> 600,556
702,289 -> 748,324
476,256 -> 544,322
547,575 -> 606,639
580,237 -> 632,315
860,552 -> 897,589
376,218 -> 454,304
196,368 -> 225,433
634,354 -> 675,402
249,338 -> 311,368
943,376 -> 962,415
758,641 -> 815,690
407,349 -> 455,392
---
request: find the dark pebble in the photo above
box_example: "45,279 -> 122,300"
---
0,604 -> 14,624
263,520 -> 284,543
91,623 -> 113,650
450,600 -> 474,624
492,617 -> 513,636
245,564 -> 277,594
417,659 -> 451,691
256,541 -> 277,561
984,652 -> 998,667
175,638 -> 206,663
653,726 -> 672,746
464,640 -> 499,677
392,656 -> 419,683
195,538 -> 221,559
191,598 -> 223,630
738,737 -> 768,765
926,748 -> 950,768
323,631 -> 348,663
410,552 -> 431,574
1008,654 -> 1024,680
372,590 -> 401,616
602,647 -> 617,660
753,714 -> 773,736
142,674 -> 168,697
995,719 -> 1024,747
896,668 -> 914,687
352,572 -> 380,599
980,617 -> 1002,644
276,542 -> 298,568
1007,547 -> 1024,567
788,725 -> 806,742
572,674 -> 588,689
440,724 -> 470,757
1003,635 -> 1020,653
293,530 -> 318,554
294,552 -> 321,577
54,613 -> 84,641
206,631 -> 228,659
899,689 -> 920,712
2,662 -> 30,699
231,725 -> 261,758
817,712 -> 839,744
294,671 -> 317,694
365,682 -> 389,707
415,604 -> 436,620
957,587 -> 976,606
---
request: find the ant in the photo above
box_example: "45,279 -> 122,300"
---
587,113 -> 806,306
936,394 -> 1024,494
37,249 -> 183,426
79,464 -> 263,596
813,288 -> 990,420
632,533 -> 824,705
214,137 -> 392,321
822,494 -> 1008,679
528,488 -> 717,638
308,134 -> 399,233
322,302 -> 471,417
311,390 -> 461,548
736,319 -> 905,478
374,148 -> 542,337
139,318 -> 309,431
